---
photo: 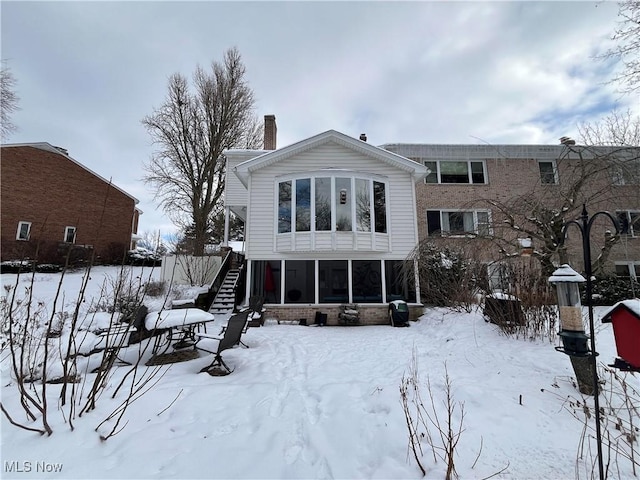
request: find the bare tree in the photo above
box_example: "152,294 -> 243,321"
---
142,48 -> 262,255
579,109 -> 640,147
1,61 -> 20,140
601,0 -> 640,94
481,112 -> 639,277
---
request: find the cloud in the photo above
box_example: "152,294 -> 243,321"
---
2,1 -> 636,236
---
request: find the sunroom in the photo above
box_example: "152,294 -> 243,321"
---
227,129 -> 427,325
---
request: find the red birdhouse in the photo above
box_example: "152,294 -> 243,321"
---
601,299 -> 640,371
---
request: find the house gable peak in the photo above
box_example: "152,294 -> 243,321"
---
233,130 -> 428,186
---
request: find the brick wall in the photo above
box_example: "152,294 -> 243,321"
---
264,115 -> 277,150
412,155 -> 640,271
1,145 -> 137,264
264,304 -> 423,326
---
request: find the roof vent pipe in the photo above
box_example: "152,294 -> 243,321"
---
359,133 -> 367,142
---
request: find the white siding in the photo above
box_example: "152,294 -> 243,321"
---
224,151 -> 264,207
245,141 -> 419,260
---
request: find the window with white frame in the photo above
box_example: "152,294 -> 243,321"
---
64,226 -> 77,243
615,262 -> 639,280
16,221 -> 31,241
277,175 -> 388,234
423,160 -> 486,184
616,210 -> 640,237
538,160 -> 558,184
612,158 -> 640,185
426,210 -> 491,236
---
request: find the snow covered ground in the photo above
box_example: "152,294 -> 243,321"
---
1,267 -> 638,479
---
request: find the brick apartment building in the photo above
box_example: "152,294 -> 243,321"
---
381,142 -> 640,282
1,143 -> 141,265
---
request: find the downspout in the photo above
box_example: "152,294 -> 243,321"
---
410,173 -> 422,304
243,174 -> 252,304
223,205 -> 230,247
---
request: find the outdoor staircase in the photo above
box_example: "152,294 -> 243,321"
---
208,269 -> 240,316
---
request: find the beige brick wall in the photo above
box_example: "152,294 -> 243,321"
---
411,154 -> 640,270
264,304 -> 423,326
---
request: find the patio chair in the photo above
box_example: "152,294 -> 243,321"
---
195,311 -> 249,376
244,296 -> 265,327
219,310 -> 252,348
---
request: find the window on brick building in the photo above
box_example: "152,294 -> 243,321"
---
611,158 -> 640,185
16,221 -> 31,241
64,226 -> 77,243
538,160 -> 558,184
423,160 -> 486,184
615,262 -> 639,280
616,210 -> 640,237
427,210 -> 492,236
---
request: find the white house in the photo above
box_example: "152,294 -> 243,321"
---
223,126 -> 428,325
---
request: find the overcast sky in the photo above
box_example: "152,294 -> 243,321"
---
2,1 -> 637,238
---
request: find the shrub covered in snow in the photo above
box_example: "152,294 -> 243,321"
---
414,241 -> 485,308
584,274 -> 639,305
0,260 -> 63,274
126,247 -> 162,266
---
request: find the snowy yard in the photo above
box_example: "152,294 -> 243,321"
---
1,267 -> 638,479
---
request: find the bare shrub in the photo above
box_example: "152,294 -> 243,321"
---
484,259 -> 558,342
543,365 -> 639,479
144,280 -> 166,297
400,353 -> 466,478
409,240 -> 486,312
1,261 -> 173,439
0,272 -> 56,435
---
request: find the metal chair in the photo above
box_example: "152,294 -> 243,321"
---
195,311 -> 250,375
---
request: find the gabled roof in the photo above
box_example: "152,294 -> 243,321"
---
1,142 -> 139,204
232,130 -> 428,187
602,299 -> 640,321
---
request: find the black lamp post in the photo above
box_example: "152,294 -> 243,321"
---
558,204 -> 621,480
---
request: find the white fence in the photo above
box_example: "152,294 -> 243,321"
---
160,255 -> 222,287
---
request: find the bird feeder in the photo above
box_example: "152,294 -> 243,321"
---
601,299 -> 640,372
549,264 -> 589,356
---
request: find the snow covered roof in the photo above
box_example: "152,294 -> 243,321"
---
232,130 -> 428,187
601,298 -> 640,321
381,143 -> 638,161
548,264 -> 586,283
1,142 -> 139,204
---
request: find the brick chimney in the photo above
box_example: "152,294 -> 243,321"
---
264,115 -> 277,150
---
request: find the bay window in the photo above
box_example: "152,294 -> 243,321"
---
278,181 -> 292,233
335,177 -> 352,231
296,178 -> 311,232
373,181 -> 387,233
355,178 -> 371,232
277,174 -> 388,234
315,177 -> 331,231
